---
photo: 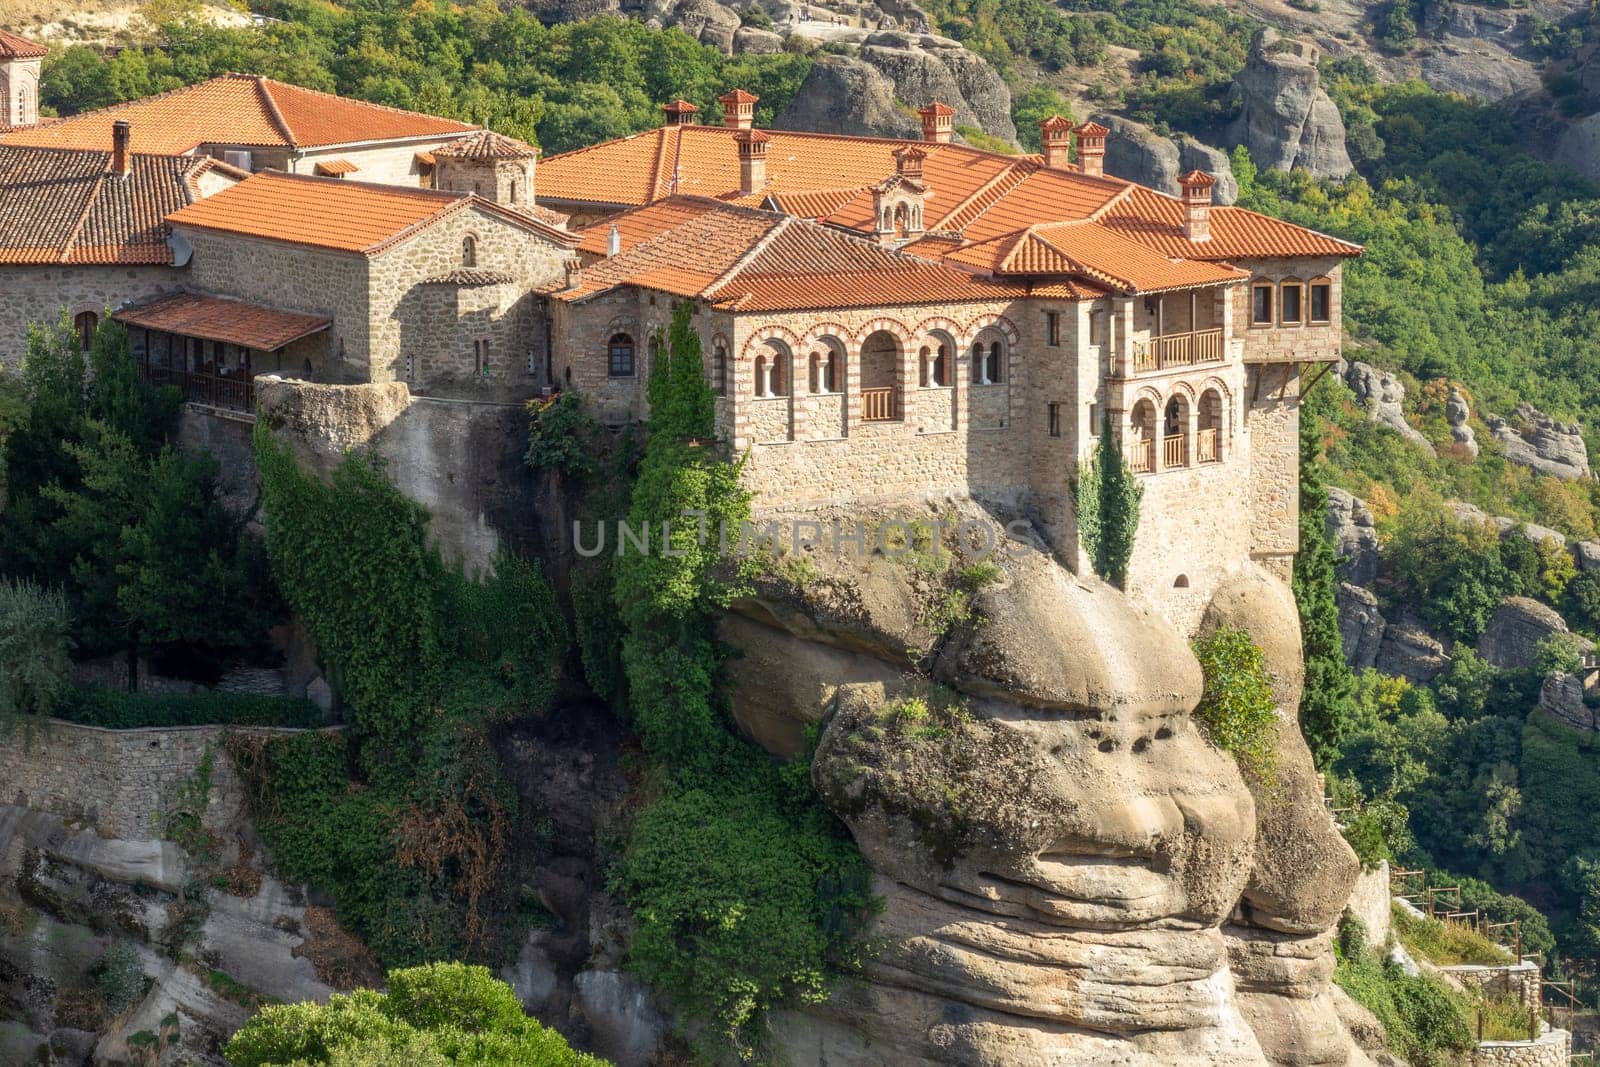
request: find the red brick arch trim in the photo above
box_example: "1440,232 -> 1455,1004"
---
797,323 -> 853,354
961,313 -> 1020,349
851,317 -> 913,350
739,326 -> 802,363
912,316 -> 963,350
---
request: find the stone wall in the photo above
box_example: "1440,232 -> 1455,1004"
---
1466,1027 -> 1570,1067
1232,257 -> 1344,364
290,139 -> 467,187
0,720 -> 319,840
1442,961 -> 1542,1010
0,263 -> 185,368
1342,861 -> 1392,949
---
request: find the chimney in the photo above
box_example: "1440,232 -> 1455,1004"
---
111,120 -> 132,177
564,256 -> 582,291
918,101 -> 954,144
607,223 -> 621,257
1179,169 -> 1215,242
662,99 -> 699,127
719,89 -> 758,130
893,144 -> 925,183
1038,115 -> 1073,170
735,128 -> 770,195
1073,120 -> 1108,178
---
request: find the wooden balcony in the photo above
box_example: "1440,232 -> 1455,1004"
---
1197,427 -> 1220,463
140,362 -> 255,412
1127,438 -> 1154,473
1163,433 -> 1188,468
1132,327 -> 1226,373
861,387 -> 898,422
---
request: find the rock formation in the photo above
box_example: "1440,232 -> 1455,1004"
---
774,55 -> 920,138
1445,386 -> 1478,458
1340,360 -> 1434,455
1092,113 -> 1238,205
858,32 -> 1016,143
1486,403 -> 1590,481
1477,596 -> 1591,670
1324,488 -> 1380,587
717,499 -> 1376,1065
1374,615 -> 1451,683
1538,671 -> 1598,732
1228,29 -> 1352,180
1337,582 -> 1385,671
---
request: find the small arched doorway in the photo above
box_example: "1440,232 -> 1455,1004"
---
1128,398 -> 1156,473
1198,388 -> 1224,463
859,330 -> 900,421
1163,395 -> 1190,468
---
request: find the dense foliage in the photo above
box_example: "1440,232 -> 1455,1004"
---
0,578 -> 73,718
41,3 -> 810,154
249,433 -> 567,965
1334,919 -> 1474,1067
0,314 -> 273,684
224,962 -> 606,1066
1073,415 -> 1143,588
602,302 -> 871,1056
55,687 -> 322,730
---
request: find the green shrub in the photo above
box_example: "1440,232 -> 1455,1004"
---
1191,627 -> 1279,785
524,391 -> 600,482
57,688 -> 323,729
0,577 -> 72,717
1074,416 -> 1143,588
1394,905 -> 1512,966
224,963 -> 606,1067
92,940 -> 146,1016
1335,948 -> 1473,1066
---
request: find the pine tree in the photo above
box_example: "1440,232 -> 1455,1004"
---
1293,380 -> 1356,765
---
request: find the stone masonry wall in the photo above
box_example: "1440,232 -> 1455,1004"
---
0,720 -> 319,840
0,264 -> 185,368
1232,257 -> 1344,364
289,139 -> 469,187
1466,1027 -> 1570,1067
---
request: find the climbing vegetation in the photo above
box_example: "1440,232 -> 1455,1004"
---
1191,627 -> 1279,787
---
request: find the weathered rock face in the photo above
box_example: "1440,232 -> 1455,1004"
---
1180,137 -> 1240,205
1539,671 -> 1597,732
857,32 -> 1016,143
1091,115 -> 1238,205
1477,596 -> 1590,670
723,499 -> 1368,1065
1340,360 -> 1434,454
774,55 -> 920,139
1337,582 -> 1385,671
1487,403 -> 1590,481
1374,615 -> 1451,683
1324,488 -> 1380,587
1446,386 -> 1479,458
1227,29 -> 1352,179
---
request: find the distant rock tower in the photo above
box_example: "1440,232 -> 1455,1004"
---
0,29 -> 46,130
431,130 -> 539,213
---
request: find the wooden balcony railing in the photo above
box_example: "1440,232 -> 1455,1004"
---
1127,438 -> 1154,473
1197,427 -> 1220,463
1132,327 -> 1226,373
1163,433 -> 1188,468
861,387 -> 897,422
140,362 -> 254,412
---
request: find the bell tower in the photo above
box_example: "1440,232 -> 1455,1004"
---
0,30 -> 46,130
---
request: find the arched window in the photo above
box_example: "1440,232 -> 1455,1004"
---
809,351 -> 823,394
462,235 -> 478,268
970,342 -> 984,384
933,344 -> 949,387
73,310 -> 98,352
1164,395 -> 1190,468
825,348 -> 840,392
510,178 -> 520,202
986,340 -> 1003,384
1128,398 -> 1156,473
713,344 -> 727,396
918,345 -> 931,387
1198,388 -> 1224,463
607,333 -> 635,377
754,354 -> 768,397
766,350 -> 787,396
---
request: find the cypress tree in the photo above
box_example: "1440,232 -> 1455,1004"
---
1075,414 -> 1143,588
1293,381 -> 1356,765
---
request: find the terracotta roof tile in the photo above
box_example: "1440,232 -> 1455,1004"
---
944,220 -> 1246,294
1098,185 -> 1360,260
432,129 -> 538,161
313,158 -> 358,176
423,268 -> 515,285
113,291 -> 330,350
167,170 -> 572,254
0,29 -> 48,59
0,146 -> 237,265
561,196 -> 1044,312
2,74 -> 476,154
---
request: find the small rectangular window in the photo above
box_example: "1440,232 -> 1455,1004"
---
1048,402 -> 1061,438
1088,402 -> 1098,435
1046,311 -> 1060,347
1280,283 -> 1303,325
1251,284 -> 1274,326
1089,311 -> 1105,346
1310,282 -> 1331,323
475,338 -> 491,379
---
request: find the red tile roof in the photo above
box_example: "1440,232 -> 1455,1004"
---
1,74 -> 477,154
113,291 -> 330,350
0,29 -> 47,59
561,197 -> 1044,312
944,221 -> 1247,294
0,145 -> 242,265
432,129 -> 538,161
538,123 -> 1362,288
313,158 -> 359,176
167,170 -> 573,254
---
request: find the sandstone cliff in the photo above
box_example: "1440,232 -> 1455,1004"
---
716,498 -> 1379,1065
1229,29 -> 1353,180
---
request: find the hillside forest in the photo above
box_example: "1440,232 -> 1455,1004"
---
13,0 -> 1600,1058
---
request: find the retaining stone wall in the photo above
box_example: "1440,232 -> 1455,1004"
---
1467,1027 -> 1569,1067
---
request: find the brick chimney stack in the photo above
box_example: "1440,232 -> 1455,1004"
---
918,101 -> 955,144
719,89 -> 758,130
893,144 -> 926,183
662,99 -> 699,127
563,256 -> 582,291
1039,115 -> 1073,170
735,128 -> 771,195
1180,169 -> 1215,242
1073,120 -> 1107,178
111,120 -> 132,177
